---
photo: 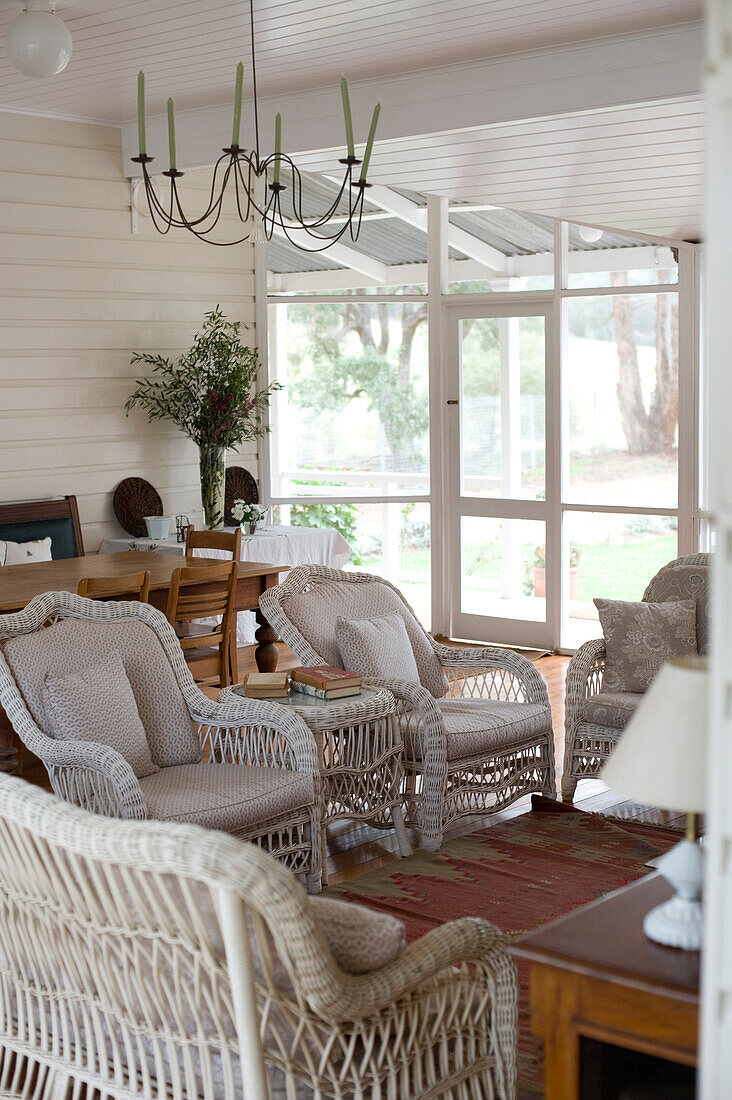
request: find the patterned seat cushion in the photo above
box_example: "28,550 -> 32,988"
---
44,651 -> 158,778
3,617 -> 201,768
643,563 -> 710,654
139,763 -> 314,834
580,691 -> 643,730
283,579 -> 449,699
406,698 -> 551,762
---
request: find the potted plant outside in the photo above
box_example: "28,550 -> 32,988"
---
125,307 -> 280,529
532,546 -> 581,599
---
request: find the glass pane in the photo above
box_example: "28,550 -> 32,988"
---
274,501 -> 432,629
562,511 -> 678,649
567,226 -> 677,289
269,301 -> 429,497
565,293 -> 678,507
448,207 -> 553,293
460,315 -> 545,499
460,517 -> 547,622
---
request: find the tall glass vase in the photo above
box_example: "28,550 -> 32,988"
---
199,445 -> 226,529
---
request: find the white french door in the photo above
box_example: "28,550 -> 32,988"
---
446,300 -> 557,649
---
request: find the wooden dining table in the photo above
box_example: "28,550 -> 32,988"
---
0,551 -> 287,775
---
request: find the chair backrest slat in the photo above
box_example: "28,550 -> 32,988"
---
185,524 -> 241,560
78,570 -> 150,603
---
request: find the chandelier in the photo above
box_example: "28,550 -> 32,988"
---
132,0 -> 380,250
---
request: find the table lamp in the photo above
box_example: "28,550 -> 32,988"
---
600,656 -> 707,950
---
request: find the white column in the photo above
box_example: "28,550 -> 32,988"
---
701,7 -> 732,1096
428,195 -> 449,635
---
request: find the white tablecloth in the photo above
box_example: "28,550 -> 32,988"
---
98,525 -> 352,644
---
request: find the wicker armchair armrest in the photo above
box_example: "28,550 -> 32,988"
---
432,641 -> 549,706
309,916 -> 514,1022
194,694 -> 320,776
362,676 -> 447,754
564,638 -> 607,727
41,739 -> 146,820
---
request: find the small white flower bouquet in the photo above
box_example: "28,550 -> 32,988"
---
231,500 -> 268,532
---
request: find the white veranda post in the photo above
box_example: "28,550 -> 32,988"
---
701,2 -> 732,1094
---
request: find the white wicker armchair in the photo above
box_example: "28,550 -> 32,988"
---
562,553 -> 711,801
260,565 -> 555,851
0,773 -> 519,1099
0,590 -> 322,890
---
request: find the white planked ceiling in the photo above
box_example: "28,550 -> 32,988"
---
298,97 -> 705,239
0,0 -> 702,122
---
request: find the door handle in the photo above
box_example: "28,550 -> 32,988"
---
446,399 -> 459,405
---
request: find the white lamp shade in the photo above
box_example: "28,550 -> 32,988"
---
6,3 -> 72,78
600,656 -> 707,813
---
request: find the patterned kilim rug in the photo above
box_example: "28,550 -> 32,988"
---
327,798 -> 678,1099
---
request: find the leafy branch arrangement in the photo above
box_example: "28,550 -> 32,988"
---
125,306 -> 281,449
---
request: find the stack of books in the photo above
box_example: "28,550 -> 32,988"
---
242,672 -> 290,698
290,665 -> 362,700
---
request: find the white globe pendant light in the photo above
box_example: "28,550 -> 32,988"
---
577,224 -> 604,244
6,0 -> 72,78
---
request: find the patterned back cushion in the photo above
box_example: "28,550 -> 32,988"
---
284,580 -> 448,698
44,651 -> 158,778
336,613 -> 421,684
594,598 -> 698,694
3,618 -> 200,768
643,563 -> 710,654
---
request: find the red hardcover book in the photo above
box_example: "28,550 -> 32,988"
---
290,664 -> 361,690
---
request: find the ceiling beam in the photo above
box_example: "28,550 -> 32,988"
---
353,182 -> 507,272
267,245 -> 677,293
268,224 -> 387,283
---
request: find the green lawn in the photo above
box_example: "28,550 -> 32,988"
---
360,533 -> 677,603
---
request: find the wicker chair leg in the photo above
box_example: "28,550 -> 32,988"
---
392,805 -> 411,857
562,772 -> 578,802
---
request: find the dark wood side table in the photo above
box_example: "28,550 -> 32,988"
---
511,874 -> 700,1100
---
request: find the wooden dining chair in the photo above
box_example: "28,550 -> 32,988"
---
184,524 -> 242,684
184,524 -> 242,560
165,560 -> 239,687
78,571 -> 151,602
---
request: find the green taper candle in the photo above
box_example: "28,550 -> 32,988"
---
167,97 -> 176,171
273,112 -> 282,184
137,70 -> 146,157
340,76 -> 354,159
232,61 -> 244,147
359,102 -> 381,181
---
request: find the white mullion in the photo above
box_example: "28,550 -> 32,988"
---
677,245 -> 701,556
559,282 -> 680,298
254,241 -> 272,507
561,502 -> 678,517
548,221 -> 567,650
428,195 -> 450,636
272,495 -> 431,507
266,294 -> 427,305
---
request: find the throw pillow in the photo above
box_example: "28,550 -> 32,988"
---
44,651 -> 158,779
0,537 -> 52,566
310,896 -> 406,974
336,612 -> 420,683
594,598 -> 698,694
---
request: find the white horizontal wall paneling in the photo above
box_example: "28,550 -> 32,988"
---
0,114 -> 257,550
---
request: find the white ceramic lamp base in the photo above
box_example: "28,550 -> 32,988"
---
643,838 -> 703,950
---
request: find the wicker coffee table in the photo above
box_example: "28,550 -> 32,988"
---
224,684 -> 411,883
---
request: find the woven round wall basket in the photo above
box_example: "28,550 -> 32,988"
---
225,466 -> 258,526
113,478 -> 163,538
